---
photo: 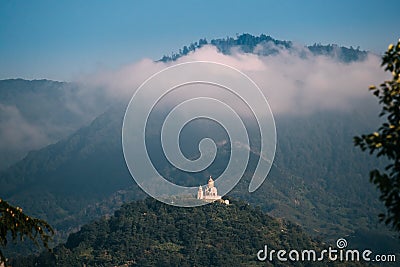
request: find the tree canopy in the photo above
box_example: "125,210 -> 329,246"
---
354,39 -> 400,232
12,198 -> 338,267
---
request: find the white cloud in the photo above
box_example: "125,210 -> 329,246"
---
79,43 -> 387,115
0,104 -> 51,168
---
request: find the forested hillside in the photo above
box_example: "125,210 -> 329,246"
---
12,198 -> 360,267
160,33 -> 368,62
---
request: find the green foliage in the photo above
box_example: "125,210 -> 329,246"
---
354,39 -> 400,232
0,198 -> 54,264
13,198 -> 348,267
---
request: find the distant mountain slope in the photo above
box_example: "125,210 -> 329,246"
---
1,101 -> 399,257
0,105 -> 142,259
0,79 -> 108,170
0,106 -> 138,229
12,198 -> 357,267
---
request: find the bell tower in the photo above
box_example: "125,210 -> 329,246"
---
197,185 -> 203,199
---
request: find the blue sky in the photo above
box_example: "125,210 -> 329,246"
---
0,0 -> 399,81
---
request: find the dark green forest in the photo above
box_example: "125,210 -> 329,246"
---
12,198 -> 362,267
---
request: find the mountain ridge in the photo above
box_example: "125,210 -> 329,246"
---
160,33 -> 368,63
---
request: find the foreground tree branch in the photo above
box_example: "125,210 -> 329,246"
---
0,198 -> 54,264
354,39 -> 400,232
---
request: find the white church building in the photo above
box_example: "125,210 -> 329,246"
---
197,176 -> 222,201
